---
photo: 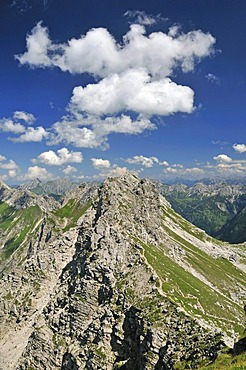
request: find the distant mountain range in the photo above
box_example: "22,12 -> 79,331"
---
159,181 -> 246,244
162,176 -> 246,186
18,178 -> 79,197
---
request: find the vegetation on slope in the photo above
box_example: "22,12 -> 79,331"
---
53,198 -> 92,230
198,347 -> 246,370
164,192 -> 235,236
161,184 -> 246,243
216,206 -> 246,244
127,200 -> 246,339
0,203 -> 43,260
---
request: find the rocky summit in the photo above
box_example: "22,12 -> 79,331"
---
0,173 -> 245,369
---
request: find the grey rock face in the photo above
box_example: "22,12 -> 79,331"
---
14,174 -> 224,369
1,173 -> 245,369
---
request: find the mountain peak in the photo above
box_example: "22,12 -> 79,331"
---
0,175 -> 245,369
0,178 -> 10,190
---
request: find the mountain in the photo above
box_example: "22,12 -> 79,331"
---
216,205 -> 246,244
162,177 -> 246,186
18,178 -> 43,191
159,181 -> 246,239
0,174 -> 245,369
18,178 -> 79,196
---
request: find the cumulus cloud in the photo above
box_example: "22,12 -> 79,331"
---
163,164 -> 205,178
91,158 -> 111,169
16,19 -> 216,148
16,22 -> 52,67
33,147 -> 83,166
126,155 -> 159,168
0,119 -> 26,134
216,162 -> 244,174
10,126 -> 49,142
99,166 -> 129,178
25,166 -> 53,180
0,111 -> 40,141
8,169 -> 18,178
0,159 -> 19,170
124,155 -> 169,169
50,114 -> 155,148
70,70 -> 194,116
50,121 -> 101,148
165,167 -> 177,173
16,22 -> 215,78
184,167 -> 204,174
62,165 -> 77,175
213,154 -> 232,163
13,111 -> 35,124
0,155 -> 20,180
233,143 -> 246,153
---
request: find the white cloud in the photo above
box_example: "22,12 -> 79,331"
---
91,158 -> 111,169
62,165 -> 77,175
16,22 -> 215,78
233,143 -> 246,153
11,126 -> 49,142
16,22 -> 52,67
213,154 -> 232,163
126,155 -> 159,168
25,166 -> 53,180
50,121 -> 101,148
165,167 -> 178,173
33,147 -> 83,166
0,119 -> 26,134
8,169 -> 18,178
185,167 -> 204,174
216,162 -> 244,174
13,111 -> 35,124
99,115 -> 155,135
0,156 -> 20,180
0,111 -> 37,139
50,114 -> 155,148
99,166 -> 129,178
70,70 -> 194,117
16,20 -> 216,149
0,159 -> 19,170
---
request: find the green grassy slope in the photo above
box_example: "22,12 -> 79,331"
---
53,198 -> 92,231
0,202 -> 43,260
130,202 -> 246,339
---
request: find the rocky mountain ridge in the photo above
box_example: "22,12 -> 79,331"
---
0,174 -> 245,369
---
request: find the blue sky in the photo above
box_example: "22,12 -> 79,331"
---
0,0 -> 246,184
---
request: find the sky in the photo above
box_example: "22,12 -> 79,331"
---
0,0 -> 246,184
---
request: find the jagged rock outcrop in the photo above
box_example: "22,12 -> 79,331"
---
0,173 -> 245,369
